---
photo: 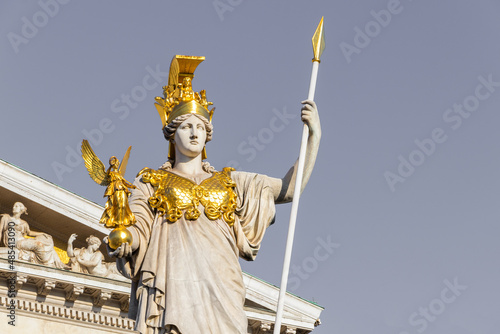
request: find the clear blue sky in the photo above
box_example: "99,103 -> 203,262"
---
1,1 -> 500,333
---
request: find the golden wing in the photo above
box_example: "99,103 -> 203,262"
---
119,146 -> 132,177
81,139 -> 110,186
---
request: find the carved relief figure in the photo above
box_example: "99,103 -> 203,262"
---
0,202 -> 68,269
67,233 -> 123,280
103,56 -> 321,334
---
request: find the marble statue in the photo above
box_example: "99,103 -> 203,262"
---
67,233 -> 123,280
86,55 -> 321,334
0,202 -> 68,269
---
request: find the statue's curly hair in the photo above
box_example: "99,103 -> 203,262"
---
86,235 -> 101,246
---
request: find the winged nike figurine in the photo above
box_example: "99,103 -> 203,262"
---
81,139 -> 137,230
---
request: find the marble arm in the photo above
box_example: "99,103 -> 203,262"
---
67,243 -> 75,258
67,233 -> 77,257
27,230 -> 46,237
269,100 -> 321,204
77,254 -> 101,268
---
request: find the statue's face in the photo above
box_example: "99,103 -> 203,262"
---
12,202 -> 25,215
109,157 -> 119,168
89,243 -> 99,252
174,115 -> 207,158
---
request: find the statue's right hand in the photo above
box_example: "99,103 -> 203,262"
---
103,236 -> 132,258
68,233 -> 77,243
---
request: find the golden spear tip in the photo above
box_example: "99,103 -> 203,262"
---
312,16 -> 326,62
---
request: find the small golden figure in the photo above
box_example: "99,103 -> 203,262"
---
81,139 -> 136,249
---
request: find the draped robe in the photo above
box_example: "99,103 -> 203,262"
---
117,170 -> 276,334
0,215 -> 67,269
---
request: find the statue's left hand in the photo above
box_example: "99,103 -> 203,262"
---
301,99 -> 321,137
103,236 -> 132,259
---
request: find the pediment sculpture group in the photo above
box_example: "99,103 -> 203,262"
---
0,201 -> 123,280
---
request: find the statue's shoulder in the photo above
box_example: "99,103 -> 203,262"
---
221,167 -> 235,175
136,167 -> 171,186
137,167 -> 173,175
217,167 -> 236,188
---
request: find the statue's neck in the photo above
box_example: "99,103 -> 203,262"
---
172,154 -> 205,175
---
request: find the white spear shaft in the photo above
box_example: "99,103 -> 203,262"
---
273,17 -> 325,334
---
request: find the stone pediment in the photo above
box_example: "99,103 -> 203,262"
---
243,274 -> 323,332
0,159 -> 323,333
0,159 -> 109,253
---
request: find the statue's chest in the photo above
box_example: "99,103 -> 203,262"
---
78,250 -> 93,261
139,167 -> 237,226
9,220 -> 25,233
13,223 -> 24,232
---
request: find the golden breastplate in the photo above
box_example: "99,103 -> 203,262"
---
138,167 -> 237,226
